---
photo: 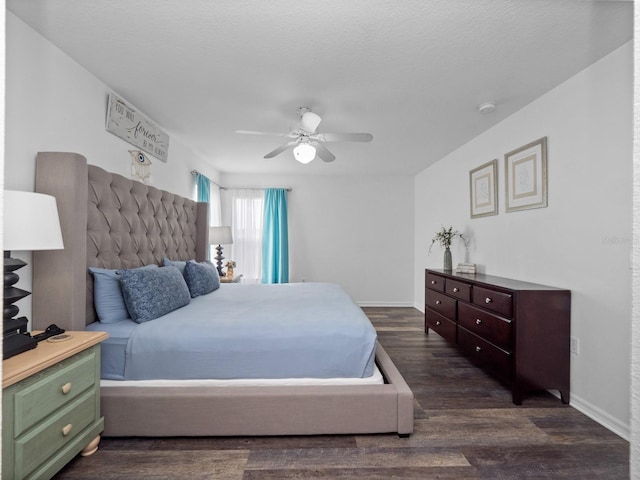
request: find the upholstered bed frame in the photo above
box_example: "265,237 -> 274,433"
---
32,152 -> 414,437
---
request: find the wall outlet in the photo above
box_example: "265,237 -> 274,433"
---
570,336 -> 580,355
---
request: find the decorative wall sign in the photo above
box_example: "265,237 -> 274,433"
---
505,137 -> 548,212
106,94 -> 169,162
469,159 -> 498,218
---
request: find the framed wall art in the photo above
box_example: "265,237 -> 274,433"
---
106,94 -> 170,162
469,159 -> 498,218
504,137 -> 547,212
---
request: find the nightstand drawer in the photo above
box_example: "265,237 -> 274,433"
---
15,390 -> 96,479
426,272 -> 445,292
425,309 -> 457,344
458,302 -> 512,351
425,289 -> 456,320
13,350 -> 96,436
472,286 -> 513,318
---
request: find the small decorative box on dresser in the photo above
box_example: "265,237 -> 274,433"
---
2,331 -> 108,480
425,269 -> 570,405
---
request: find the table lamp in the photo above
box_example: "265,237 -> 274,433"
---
209,226 -> 233,277
3,190 -> 64,358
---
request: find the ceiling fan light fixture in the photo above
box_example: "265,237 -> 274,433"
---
238,107 -> 372,163
301,111 -> 322,132
293,143 -> 316,164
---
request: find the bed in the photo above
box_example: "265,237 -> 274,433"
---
32,151 -> 414,437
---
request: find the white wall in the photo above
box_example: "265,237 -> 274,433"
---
222,173 -> 415,306
4,13 -> 220,322
630,4 -> 639,476
415,42 -> 633,438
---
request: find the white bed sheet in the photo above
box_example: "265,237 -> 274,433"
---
100,364 -> 384,387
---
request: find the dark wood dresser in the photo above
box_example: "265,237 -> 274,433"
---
425,269 -> 570,405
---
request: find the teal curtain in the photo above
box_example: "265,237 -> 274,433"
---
261,189 -> 289,284
196,173 -> 210,203
195,173 -> 211,259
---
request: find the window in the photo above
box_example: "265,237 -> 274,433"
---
221,189 -> 264,283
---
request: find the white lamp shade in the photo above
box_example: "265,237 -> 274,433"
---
293,143 -> 316,164
3,190 -> 64,251
209,226 -> 233,245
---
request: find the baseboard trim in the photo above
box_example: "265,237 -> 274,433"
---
556,391 -> 630,441
356,301 -> 416,307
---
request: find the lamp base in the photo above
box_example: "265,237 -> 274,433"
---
3,252 -> 38,359
4,252 -> 31,320
214,245 -> 225,277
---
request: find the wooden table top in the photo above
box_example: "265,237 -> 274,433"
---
3,330 -> 109,388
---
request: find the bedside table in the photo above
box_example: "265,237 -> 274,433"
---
2,331 -> 108,480
220,274 -> 243,283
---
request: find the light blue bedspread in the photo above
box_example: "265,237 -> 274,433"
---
89,283 -> 377,380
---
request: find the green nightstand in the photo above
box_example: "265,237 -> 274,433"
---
2,331 -> 108,480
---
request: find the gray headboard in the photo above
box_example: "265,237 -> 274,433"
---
33,152 -> 209,331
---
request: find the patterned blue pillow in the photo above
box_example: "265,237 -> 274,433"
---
162,257 -> 191,274
89,264 -> 158,323
184,260 -> 220,297
119,266 -> 191,323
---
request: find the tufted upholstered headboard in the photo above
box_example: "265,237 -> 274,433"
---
32,152 -> 209,331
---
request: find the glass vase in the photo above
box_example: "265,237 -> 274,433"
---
443,247 -> 452,271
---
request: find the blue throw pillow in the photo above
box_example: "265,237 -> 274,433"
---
89,264 -> 158,323
119,266 -> 191,323
184,260 -> 220,297
162,257 -> 191,274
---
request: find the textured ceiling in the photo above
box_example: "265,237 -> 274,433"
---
7,0 -> 633,176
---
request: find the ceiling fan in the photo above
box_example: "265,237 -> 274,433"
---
235,107 -> 373,164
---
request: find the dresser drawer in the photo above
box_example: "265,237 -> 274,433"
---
458,302 -> 512,351
425,309 -> 457,344
425,289 -> 456,320
426,272 -> 445,292
458,328 -> 512,381
13,350 -> 97,437
472,286 -> 513,318
15,390 -> 96,479
445,279 -> 471,302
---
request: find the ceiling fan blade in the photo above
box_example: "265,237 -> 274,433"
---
314,142 -> 336,163
264,140 -> 300,158
315,132 -> 373,142
235,129 -> 288,137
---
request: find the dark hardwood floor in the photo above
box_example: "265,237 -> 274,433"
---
56,307 -> 629,479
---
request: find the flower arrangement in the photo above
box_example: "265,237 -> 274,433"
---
429,226 -> 465,252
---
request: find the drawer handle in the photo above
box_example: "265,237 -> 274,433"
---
475,346 -> 482,353
436,321 -> 441,326
476,319 -> 482,325
485,297 -> 492,304
453,287 -> 459,293
435,300 -> 441,305
431,280 -> 437,285
61,382 -> 72,394
62,424 -> 73,436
